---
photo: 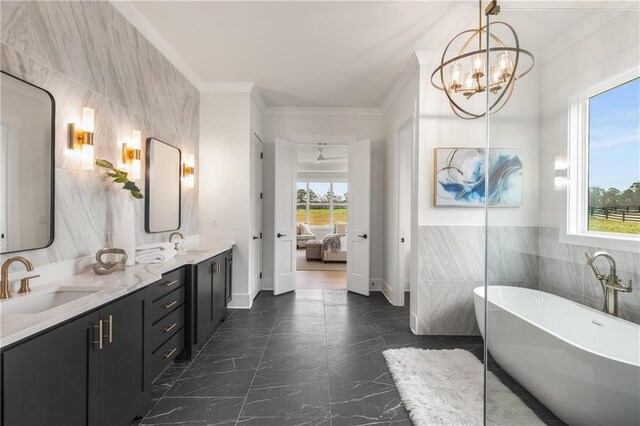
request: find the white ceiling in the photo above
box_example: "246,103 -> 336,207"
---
125,1 -> 634,108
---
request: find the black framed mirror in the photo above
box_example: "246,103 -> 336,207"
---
0,71 -> 55,254
145,137 -> 181,233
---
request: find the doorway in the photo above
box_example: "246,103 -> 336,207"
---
295,145 -> 348,290
273,138 -> 371,295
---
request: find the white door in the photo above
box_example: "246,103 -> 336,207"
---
396,121 -> 413,306
250,133 -> 263,300
347,139 -> 371,296
273,138 -> 297,295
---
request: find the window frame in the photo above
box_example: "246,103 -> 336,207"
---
565,67 -> 640,252
297,179 -> 347,230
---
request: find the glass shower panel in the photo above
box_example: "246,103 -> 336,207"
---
484,3 -> 640,425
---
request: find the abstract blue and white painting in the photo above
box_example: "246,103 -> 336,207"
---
435,148 -> 522,207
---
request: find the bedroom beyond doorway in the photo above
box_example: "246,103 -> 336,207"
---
295,144 -> 348,290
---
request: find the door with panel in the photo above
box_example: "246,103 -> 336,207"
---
347,139 -> 371,296
196,259 -> 214,344
2,311 -> 101,426
250,133 -> 263,300
98,288 -> 150,425
273,138 -> 297,295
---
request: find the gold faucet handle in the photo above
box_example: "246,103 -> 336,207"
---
18,274 -> 40,294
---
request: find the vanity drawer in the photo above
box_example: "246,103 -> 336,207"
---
152,268 -> 185,302
152,287 -> 185,323
151,327 -> 185,380
152,304 -> 185,350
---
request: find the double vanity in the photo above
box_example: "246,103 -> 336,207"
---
0,243 -> 234,426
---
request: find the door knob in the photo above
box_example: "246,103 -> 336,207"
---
401,238 -> 405,243
253,236 -> 259,240
277,233 -> 287,238
358,234 -> 368,239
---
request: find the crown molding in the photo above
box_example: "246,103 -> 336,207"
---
199,81 -> 256,93
251,89 -> 268,113
110,1 -> 201,89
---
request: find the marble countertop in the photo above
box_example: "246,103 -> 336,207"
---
0,242 -> 233,349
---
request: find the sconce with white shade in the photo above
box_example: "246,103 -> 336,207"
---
69,107 -> 95,170
182,154 -> 195,188
122,130 -> 142,180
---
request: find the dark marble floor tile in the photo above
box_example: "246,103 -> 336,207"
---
324,304 -> 374,322
382,333 -> 447,350
277,301 -> 326,318
200,328 -> 270,357
328,337 -> 390,382
438,335 -> 484,348
323,290 -> 371,306
241,381 -> 331,419
272,316 -> 326,336
253,335 -> 328,386
372,314 -> 411,334
222,315 -> 277,331
150,365 -> 186,401
165,354 -> 260,398
237,416 -> 331,425
140,397 -> 244,425
329,369 -> 410,425
229,307 -> 280,319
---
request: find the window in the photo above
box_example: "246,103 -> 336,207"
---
568,70 -> 640,245
587,77 -> 640,235
297,180 -> 348,228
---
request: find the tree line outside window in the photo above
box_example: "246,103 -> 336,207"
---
297,181 -> 348,227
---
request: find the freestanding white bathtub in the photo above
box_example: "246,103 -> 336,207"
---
474,286 -> 640,426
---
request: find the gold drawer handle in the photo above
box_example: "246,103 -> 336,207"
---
103,315 -> 113,343
163,323 -> 177,333
93,320 -> 103,350
163,300 -> 178,309
163,347 -> 177,359
164,280 -> 178,287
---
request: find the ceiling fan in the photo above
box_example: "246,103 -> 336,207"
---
315,147 -> 347,165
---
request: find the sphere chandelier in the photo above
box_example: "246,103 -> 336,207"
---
431,0 -> 535,120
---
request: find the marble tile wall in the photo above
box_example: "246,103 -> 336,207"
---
417,225 -> 539,335
538,227 -> 640,324
0,1 -> 199,267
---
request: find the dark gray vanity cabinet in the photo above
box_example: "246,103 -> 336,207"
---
194,250 -> 232,346
1,288 -> 151,426
2,310 -> 100,426
225,251 -> 233,305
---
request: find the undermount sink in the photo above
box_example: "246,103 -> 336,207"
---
0,287 -> 101,315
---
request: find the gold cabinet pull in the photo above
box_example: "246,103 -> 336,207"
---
164,280 -> 178,287
163,301 -> 178,309
163,347 -> 177,359
106,315 -> 113,343
93,320 -> 103,350
163,323 -> 177,333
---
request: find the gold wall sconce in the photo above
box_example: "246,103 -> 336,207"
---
182,154 -> 195,188
69,107 -> 95,170
122,130 -> 142,180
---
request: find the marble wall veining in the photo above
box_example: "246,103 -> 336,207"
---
0,1 -> 200,267
538,227 -> 640,324
417,225 -> 539,335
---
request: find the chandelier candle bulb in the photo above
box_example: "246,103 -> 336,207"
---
472,54 -> 484,78
497,52 -> 512,77
449,64 -> 463,89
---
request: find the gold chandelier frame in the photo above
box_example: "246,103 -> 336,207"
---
430,3 -> 535,120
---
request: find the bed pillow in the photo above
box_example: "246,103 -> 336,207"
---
296,223 -> 302,235
335,223 -> 347,234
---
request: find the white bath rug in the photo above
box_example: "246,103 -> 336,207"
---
383,348 -> 544,426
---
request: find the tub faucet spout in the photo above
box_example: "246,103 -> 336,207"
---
585,251 -> 632,317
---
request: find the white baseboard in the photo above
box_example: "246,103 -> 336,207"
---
410,313 -> 419,334
228,293 -> 252,309
261,277 -> 274,291
382,280 -> 393,303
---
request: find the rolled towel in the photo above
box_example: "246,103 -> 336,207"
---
136,248 -> 177,264
136,242 -> 175,255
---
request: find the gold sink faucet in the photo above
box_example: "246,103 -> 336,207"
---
0,256 -> 40,300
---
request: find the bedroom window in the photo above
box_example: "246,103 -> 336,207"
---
567,70 -> 640,246
297,181 -> 348,228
